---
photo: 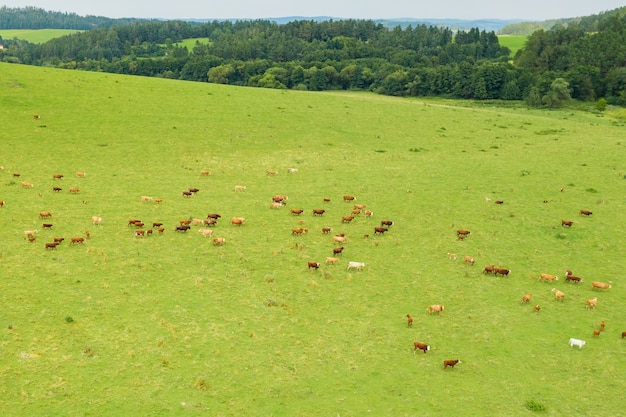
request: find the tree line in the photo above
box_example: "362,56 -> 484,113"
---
1,7 -> 625,106
0,6 -> 144,30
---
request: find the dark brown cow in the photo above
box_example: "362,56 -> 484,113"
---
313,209 -> 326,216
456,229 -> 471,238
494,200 -> 504,204
182,191 -> 193,197
42,223 -> 53,229
207,213 -> 222,220
561,220 -> 573,227
70,237 -> 85,244
53,187 -> 62,192
45,242 -> 59,250
343,195 -> 355,202
565,275 -> 582,283
152,222 -> 163,228
204,219 -> 218,226
189,187 -> 200,194
307,261 -> 320,269
323,198 -> 331,203
321,227 -> 332,234
374,227 -> 388,235
333,247 -> 344,255
133,221 -> 144,228
175,225 -> 190,232
52,174 -> 64,179
381,220 -> 394,227
157,227 -> 165,234
53,237 -> 65,243
443,359 -> 460,369
494,267 -> 511,277
413,342 -> 430,354
291,209 -> 304,215
580,210 -> 592,216
128,219 -> 142,226
622,331 -> 626,339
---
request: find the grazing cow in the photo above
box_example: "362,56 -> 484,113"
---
204,219 -> 218,226
428,304 -> 445,314
134,230 -> 145,237
307,261 -> 320,270
343,195 -> 355,202
313,209 -> 326,216
569,338 -> 586,349
323,198 -> 331,203
456,229 -> 471,239
522,294 -> 532,304
600,320 -> 605,331
69,187 -> 80,193
198,228 -> 214,238
188,187 -> 200,194
53,187 -> 62,192
463,256 -> 475,265
534,305 -> 541,312
146,229 -> 153,236
565,275 -> 583,283
0,200 -> 4,207
128,219 -> 142,226
157,227 -> 165,234
39,211 -> 52,218
270,202 -> 284,209
175,225 -> 190,232
494,268 -> 511,277
347,261 -> 365,271
191,218 -> 204,226
182,191 -> 192,197
179,219 -> 192,226
593,329 -> 601,337
333,247 -> 344,255
407,314 -> 413,327
13,173 -> 20,177
381,220 -> 394,227
342,216 -> 354,223
27,236 -> 36,243
540,273 -> 558,282
321,227 -> 332,234
325,257 -> 339,264
52,174 -> 64,179
580,210 -> 592,216
85,231 -> 91,240
141,196 -> 153,202
42,223 -> 53,229
230,217 -> 245,226
267,170 -> 277,175
76,171 -> 86,177
413,342 -> 430,354
291,209 -> 304,216
292,228 -> 308,235
200,170 -> 210,176
591,281 -> 611,290
354,204 -> 366,210
561,220 -> 573,227
92,216 -> 102,225
213,237 -> 226,245
374,227 -> 388,235
70,237 -> 85,244
552,288 -> 565,301
350,209 -> 361,216
363,210 -> 373,217
483,264 -> 496,274
287,168 -> 298,173
154,199 -> 162,204
622,331 -> 626,339
443,359 -> 460,369
21,181 -> 34,188
448,253 -> 457,260
152,222 -> 163,228
333,235 -> 347,243
45,242 -> 59,250
207,213 -> 222,220
132,222 -> 144,228
494,200 -> 504,204
53,237 -> 65,243
24,230 -> 38,238
585,298 -> 598,310
33,114 -> 40,119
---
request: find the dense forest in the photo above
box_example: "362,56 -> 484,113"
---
0,6 -> 144,29
1,7 -> 626,106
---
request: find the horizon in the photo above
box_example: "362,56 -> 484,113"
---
1,1 -> 624,22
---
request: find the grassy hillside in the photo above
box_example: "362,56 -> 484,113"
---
0,29 -> 81,43
0,63 -> 625,416
497,35 -> 527,57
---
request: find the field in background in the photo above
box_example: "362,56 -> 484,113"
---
173,37 -> 210,49
1,63 -> 625,416
0,29 -> 81,43
498,35 -> 528,56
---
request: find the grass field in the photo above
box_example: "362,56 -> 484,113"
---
1,63 -> 625,416
498,35 -> 528,57
173,37 -> 211,49
0,29 -> 81,43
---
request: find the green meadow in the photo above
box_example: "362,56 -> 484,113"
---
0,29 -> 82,43
497,35 -> 528,56
0,63 -> 625,416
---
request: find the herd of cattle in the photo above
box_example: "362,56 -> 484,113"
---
3,167 -> 622,370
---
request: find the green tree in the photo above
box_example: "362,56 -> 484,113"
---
542,78 -> 571,107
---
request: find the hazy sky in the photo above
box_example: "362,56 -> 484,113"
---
1,1 -> 625,21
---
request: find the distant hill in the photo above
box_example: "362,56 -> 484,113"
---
0,6 -> 146,30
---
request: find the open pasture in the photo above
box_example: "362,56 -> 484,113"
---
0,29 -> 82,43
1,63 -> 625,416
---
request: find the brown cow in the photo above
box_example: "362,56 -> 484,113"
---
42,223 -> 53,229
325,257 -> 339,264
427,305 -> 444,314
182,191 -> 193,197
406,314 -> 413,327
53,237 -> 65,243
565,275 -> 582,283
622,331 -> 626,339
39,211 -> 52,218
374,227 -> 388,234
522,294 -> 532,304
21,181 -> 34,188
381,220 -> 394,227
200,170 -> 210,176
413,342 -> 430,354
70,237 -> 85,244
580,210 -> 592,216
313,209 -> 326,216
456,229 -> 471,239
76,171 -> 86,177
463,256 -> 475,265
213,237 -> 226,245
45,242 -> 59,250
291,209 -> 304,215
204,219 -> 218,226
189,187 -> 200,194
175,225 -> 190,232
483,264 -> 496,274
207,213 -> 222,220
494,268 -> 511,277
585,297 -> 598,310
321,227 -> 332,234
342,216 -> 354,223
333,247 -> 344,255
292,228 -> 308,235
53,187 -> 62,192
561,220 -> 573,227
230,217 -> 245,225
343,195 -> 355,202
179,219 -> 192,226
539,273 -> 558,282
443,359 -> 460,369
591,281 -> 611,290
69,187 -> 80,193
52,174 -> 64,179
307,261 -> 320,269
152,222 -> 163,228
134,230 -> 145,237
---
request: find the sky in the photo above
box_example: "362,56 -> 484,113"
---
1,0 -> 625,21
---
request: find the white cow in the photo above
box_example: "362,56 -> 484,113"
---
347,261 -> 365,271
198,229 -> 214,237
569,338 -> 586,349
